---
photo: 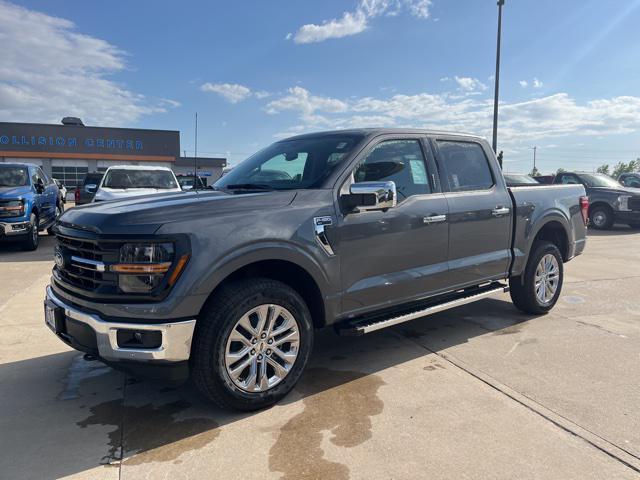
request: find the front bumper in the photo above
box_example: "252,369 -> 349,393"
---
0,220 -> 30,238
614,210 -> 640,223
45,286 -> 196,363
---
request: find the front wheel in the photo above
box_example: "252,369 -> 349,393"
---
510,240 -> 564,315
589,205 -> 614,230
192,278 -> 314,411
23,213 -> 39,251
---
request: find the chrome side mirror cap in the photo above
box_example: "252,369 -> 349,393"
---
85,184 -> 98,193
346,181 -> 397,212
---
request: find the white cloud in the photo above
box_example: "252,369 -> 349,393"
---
533,77 -> 544,88
454,76 -> 487,93
519,80 -> 529,88
291,0 -> 432,44
0,1 -> 176,125
200,82 -> 253,103
263,85 -> 640,147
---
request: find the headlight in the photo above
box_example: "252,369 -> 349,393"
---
0,200 -> 25,216
617,195 -> 631,211
113,243 -> 175,293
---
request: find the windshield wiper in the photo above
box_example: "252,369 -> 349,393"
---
224,183 -> 275,191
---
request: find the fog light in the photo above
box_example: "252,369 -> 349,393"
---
116,329 -> 162,349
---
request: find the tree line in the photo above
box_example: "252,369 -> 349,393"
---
528,159 -> 639,177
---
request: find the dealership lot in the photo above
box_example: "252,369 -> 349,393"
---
0,228 -> 639,479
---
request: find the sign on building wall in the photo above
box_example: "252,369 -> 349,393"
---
0,122 -> 179,161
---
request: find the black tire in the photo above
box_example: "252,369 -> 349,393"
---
509,240 -> 564,315
589,205 -> 614,230
191,278 -> 314,411
47,203 -> 63,236
23,212 -> 39,251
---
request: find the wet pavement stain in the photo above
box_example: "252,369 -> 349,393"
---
77,398 -> 220,466
270,368 -> 385,480
58,354 -> 112,401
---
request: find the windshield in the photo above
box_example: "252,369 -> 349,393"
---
579,173 -> 622,188
215,134 -> 364,191
0,166 -> 29,187
504,174 -> 538,185
102,169 -> 178,189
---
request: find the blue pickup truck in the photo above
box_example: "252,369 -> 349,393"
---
0,163 -> 62,250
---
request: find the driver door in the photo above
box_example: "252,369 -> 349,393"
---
335,137 -> 450,317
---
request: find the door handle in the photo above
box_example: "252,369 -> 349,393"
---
423,214 -> 447,224
492,206 -> 511,217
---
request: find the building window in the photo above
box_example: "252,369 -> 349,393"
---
51,166 -> 89,188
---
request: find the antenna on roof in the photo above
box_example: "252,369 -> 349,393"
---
194,113 -> 198,192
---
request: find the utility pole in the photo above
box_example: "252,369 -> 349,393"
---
492,0 -> 505,153
532,146 -> 537,173
194,113 -> 198,191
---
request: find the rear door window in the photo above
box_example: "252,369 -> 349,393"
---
437,141 -> 494,192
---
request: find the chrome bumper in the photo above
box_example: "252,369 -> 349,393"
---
45,286 -> 196,362
0,221 -> 30,235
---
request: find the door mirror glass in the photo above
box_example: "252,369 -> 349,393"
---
85,184 -> 97,193
344,181 -> 397,212
35,178 -> 45,193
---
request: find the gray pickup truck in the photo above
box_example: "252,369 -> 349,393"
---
45,129 -> 588,410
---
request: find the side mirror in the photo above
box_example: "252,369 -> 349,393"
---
35,178 -> 45,193
85,184 -> 97,194
343,181 -> 397,212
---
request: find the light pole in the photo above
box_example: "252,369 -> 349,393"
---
492,0 -> 505,155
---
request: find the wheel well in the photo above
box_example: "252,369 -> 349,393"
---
31,206 -> 39,218
589,201 -> 612,215
534,221 -> 569,261
205,260 -> 326,329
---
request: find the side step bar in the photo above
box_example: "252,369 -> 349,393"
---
337,283 -> 509,336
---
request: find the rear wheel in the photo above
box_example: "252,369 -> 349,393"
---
23,213 -> 39,251
510,240 -> 563,315
589,205 -> 614,230
47,203 -> 63,236
192,278 -> 313,411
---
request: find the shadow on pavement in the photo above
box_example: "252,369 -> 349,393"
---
587,225 -> 639,236
1,297 -> 533,478
0,234 -> 56,262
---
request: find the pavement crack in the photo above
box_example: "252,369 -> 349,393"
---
395,331 -> 640,474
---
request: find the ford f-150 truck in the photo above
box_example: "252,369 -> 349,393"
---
1,163 -> 62,250
45,129 -> 588,410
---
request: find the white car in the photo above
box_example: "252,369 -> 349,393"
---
93,166 -> 182,202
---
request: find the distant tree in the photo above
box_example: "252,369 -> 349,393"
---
529,166 -> 540,177
556,168 -> 566,175
596,164 -> 610,175
612,160 -> 640,178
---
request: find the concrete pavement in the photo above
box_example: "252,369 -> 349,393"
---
1,227 -> 639,479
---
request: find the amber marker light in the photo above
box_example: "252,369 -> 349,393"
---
167,254 -> 190,286
111,262 -> 172,274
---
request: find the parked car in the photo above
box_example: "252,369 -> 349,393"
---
53,179 -> 67,204
74,172 -> 104,205
618,172 -> 640,188
553,171 -> 640,229
93,166 -> 182,202
503,173 -> 541,187
533,175 -> 555,184
0,163 -> 62,250
46,129 -> 587,410
176,174 -> 209,190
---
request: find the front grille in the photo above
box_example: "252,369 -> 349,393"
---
54,233 -> 121,295
629,196 -> 640,211
0,201 -> 20,218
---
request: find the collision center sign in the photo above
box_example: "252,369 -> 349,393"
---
0,122 -> 180,160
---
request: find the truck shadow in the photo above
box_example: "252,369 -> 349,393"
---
587,225 -> 639,236
0,234 -> 56,262
0,298 -> 533,478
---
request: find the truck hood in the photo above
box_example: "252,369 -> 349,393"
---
58,189 -> 298,235
94,186 -> 182,202
0,186 -> 32,199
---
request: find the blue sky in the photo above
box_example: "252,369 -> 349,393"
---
2,0 -> 640,173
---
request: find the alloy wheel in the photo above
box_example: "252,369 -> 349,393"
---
534,254 -> 560,305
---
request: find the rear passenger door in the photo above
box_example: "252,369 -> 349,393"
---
432,137 -> 512,288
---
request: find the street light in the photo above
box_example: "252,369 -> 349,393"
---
492,0 -> 505,157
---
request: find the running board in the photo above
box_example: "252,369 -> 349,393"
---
337,283 -> 509,336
